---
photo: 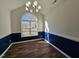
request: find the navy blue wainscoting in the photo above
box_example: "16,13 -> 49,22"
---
0,34 -> 12,55
11,32 -> 44,42
38,32 -> 45,38
11,33 -> 21,42
44,32 -> 79,58
11,33 -> 39,42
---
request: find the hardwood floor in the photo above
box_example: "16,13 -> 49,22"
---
3,39 -> 66,58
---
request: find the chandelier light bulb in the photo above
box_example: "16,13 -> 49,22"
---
26,1 -> 31,7
33,5 -> 35,8
28,1 -> 31,5
38,6 -> 41,10
30,9 -> 33,12
25,7 -> 28,11
26,3 -> 29,7
34,1 -> 38,6
36,9 -> 39,12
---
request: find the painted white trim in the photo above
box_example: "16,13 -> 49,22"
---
0,43 -> 13,58
45,40 -> 71,58
13,38 -> 43,44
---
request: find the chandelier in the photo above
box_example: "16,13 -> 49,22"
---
25,0 -> 41,13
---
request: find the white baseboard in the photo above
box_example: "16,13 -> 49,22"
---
13,38 -> 43,44
45,39 -> 71,58
0,43 -> 13,58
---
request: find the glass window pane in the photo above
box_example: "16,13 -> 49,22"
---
22,22 -> 30,28
31,22 -> 36,29
22,29 -> 29,32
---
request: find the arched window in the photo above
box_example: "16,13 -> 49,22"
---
21,12 -> 38,37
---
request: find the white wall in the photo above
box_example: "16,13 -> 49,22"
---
11,5 -> 26,33
0,0 -> 27,39
38,0 -> 79,42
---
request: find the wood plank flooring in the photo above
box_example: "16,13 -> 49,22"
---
3,39 -> 66,58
